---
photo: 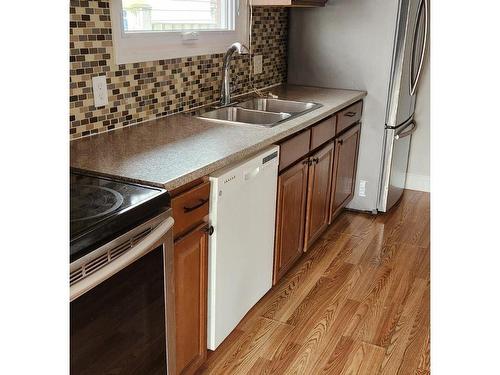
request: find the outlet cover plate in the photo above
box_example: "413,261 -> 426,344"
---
92,75 -> 108,108
253,55 -> 263,75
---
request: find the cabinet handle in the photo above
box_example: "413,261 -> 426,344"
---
183,198 -> 209,213
202,225 -> 214,236
344,111 -> 356,117
313,157 -> 319,164
338,139 -> 344,146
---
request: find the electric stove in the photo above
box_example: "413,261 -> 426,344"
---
70,171 -> 170,262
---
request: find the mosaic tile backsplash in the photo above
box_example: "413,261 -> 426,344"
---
69,0 -> 288,139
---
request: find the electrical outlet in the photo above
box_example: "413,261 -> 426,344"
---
92,75 -> 108,108
359,180 -> 367,197
253,55 -> 263,75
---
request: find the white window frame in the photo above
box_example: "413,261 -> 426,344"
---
110,0 -> 249,65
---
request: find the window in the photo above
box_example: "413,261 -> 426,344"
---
122,0 -> 232,33
111,0 -> 248,64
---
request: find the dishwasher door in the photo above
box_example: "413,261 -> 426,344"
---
208,146 -> 279,350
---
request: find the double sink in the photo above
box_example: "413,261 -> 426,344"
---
197,98 -> 322,127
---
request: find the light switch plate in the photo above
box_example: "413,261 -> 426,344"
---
253,55 -> 263,75
92,75 -> 108,108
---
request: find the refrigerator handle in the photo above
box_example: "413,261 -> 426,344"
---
410,0 -> 429,96
394,121 -> 417,140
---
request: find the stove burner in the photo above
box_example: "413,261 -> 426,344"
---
71,185 -> 124,222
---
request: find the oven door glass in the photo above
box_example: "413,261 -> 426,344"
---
70,246 -> 167,375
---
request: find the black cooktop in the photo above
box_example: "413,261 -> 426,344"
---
70,172 -> 170,262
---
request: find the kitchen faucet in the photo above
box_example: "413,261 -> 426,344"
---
220,42 -> 249,107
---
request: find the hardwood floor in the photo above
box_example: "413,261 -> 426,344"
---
198,190 -> 430,375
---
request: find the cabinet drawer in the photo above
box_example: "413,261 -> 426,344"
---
336,101 -> 363,135
311,115 -> 336,150
172,181 -> 210,238
279,129 -> 311,172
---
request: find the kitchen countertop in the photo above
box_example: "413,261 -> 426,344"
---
70,84 -> 367,190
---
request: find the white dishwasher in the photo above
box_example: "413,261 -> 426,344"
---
207,145 -> 279,350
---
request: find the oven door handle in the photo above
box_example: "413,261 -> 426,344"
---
70,217 -> 175,302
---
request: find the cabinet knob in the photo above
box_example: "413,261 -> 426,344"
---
202,225 -> 214,235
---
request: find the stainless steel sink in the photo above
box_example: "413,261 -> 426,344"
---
197,106 -> 291,127
237,98 -> 321,114
196,98 -> 322,127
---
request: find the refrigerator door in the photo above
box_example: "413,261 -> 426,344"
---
378,119 -> 418,212
386,0 -> 429,128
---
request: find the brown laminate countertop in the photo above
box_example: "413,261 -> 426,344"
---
70,84 -> 367,190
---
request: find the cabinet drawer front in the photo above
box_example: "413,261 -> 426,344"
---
279,129 -> 311,172
311,115 -> 336,150
336,101 -> 363,135
172,181 -> 210,238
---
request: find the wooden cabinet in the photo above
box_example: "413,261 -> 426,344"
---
311,115 -> 336,151
330,123 -> 361,223
279,128 -> 311,172
251,0 -> 326,6
173,225 -> 208,375
171,181 -> 210,238
171,180 -> 210,375
273,101 -> 363,284
304,142 -> 335,250
273,159 -> 309,284
336,101 -> 363,135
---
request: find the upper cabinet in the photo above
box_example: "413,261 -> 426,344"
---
251,0 -> 326,7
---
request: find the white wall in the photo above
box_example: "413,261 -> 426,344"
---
406,50 -> 430,192
288,0 -> 400,213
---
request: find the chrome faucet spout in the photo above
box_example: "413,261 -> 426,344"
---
220,42 -> 249,107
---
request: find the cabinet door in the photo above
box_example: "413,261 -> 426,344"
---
304,142 -> 335,249
174,225 -> 208,375
330,124 -> 361,223
273,159 -> 309,284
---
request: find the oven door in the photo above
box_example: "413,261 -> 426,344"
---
70,214 -> 175,375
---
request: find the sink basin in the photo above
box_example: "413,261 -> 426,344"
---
198,107 -> 291,127
236,98 -> 321,114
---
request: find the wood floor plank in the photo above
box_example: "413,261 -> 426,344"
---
253,235 -> 342,323
202,317 -> 292,374
315,335 -> 356,374
392,286 -> 430,375
200,191 -> 430,375
303,300 -> 362,374
378,278 -> 429,375
325,211 -> 377,239
340,341 -> 386,375
264,235 -> 354,323
286,263 -> 354,326
416,330 -> 431,374
279,299 -> 361,374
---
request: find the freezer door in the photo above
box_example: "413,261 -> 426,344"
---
386,0 -> 429,127
378,120 -> 417,212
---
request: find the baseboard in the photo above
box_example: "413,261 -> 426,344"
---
405,173 -> 430,192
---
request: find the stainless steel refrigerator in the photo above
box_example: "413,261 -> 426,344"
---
288,0 -> 429,212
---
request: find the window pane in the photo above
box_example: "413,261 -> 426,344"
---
122,0 -> 232,33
